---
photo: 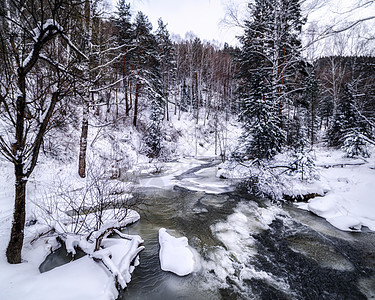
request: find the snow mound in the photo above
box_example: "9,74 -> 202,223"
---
158,228 -> 195,276
0,234 -> 143,300
295,148 -> 375,232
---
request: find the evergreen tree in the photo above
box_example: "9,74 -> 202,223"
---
303,68 -> 320,145
237,0 -> 305,160
130,13 -> 165,157
131,11 -> 155,126
144,72 -> 165,158
327,84 -> 369,147
155,18 -> 176,121
328,83 -> 372,157
114,0 -> 133,116
180,80 -> 190,112
115,0 -> 132,42
289,108 -> 317,180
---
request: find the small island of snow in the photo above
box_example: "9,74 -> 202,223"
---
158,228 -> 195,276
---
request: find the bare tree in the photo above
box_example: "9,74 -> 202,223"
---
0,0 -> 86,264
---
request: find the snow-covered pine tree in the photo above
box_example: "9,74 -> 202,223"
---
237,0 -> 285,159
143,80 -> 165,158
276,0 -> 306,117
327,83 -> 370,151
130,12 -> 155,127
130,13 -> 165,157
327,83 -> 372,157
180,80 -> 190,113
144,44 -> 165,158
114,0 -> 133,117
155,18 -> 176,121
302,67 -> 320,145
289,108 -> 317,181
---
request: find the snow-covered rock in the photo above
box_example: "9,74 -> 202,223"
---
158,228 -> 195,276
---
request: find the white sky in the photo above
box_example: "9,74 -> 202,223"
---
109,0 -> 375,52
109,0 -> 244,45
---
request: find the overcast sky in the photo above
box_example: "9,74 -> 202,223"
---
108,0 -> 375,51
109,0 -> 244,45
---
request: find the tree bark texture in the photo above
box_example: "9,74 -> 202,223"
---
6,172 -> 27,264
78,102 -> 89,178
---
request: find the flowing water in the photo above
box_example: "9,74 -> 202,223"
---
42,159 -> 375,299
119,160 -> 375,299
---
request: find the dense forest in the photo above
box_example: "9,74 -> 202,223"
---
1,0 -> 375,294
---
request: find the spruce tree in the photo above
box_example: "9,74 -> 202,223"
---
289,108 -> 317,180
237,0 -> 305,160
303,69 -> 320,145
327,83 -> 371,157
131,13 -> 165,157
155,18 -> 176,121
114,0 -> 133,116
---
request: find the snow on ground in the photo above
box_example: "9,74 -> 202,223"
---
218,146 -> 375,232
295,148 -> 375,231
0,234 -> 142,300
0,123 -> 146,299
169,113 -> 241,159
158,228 -> 197,276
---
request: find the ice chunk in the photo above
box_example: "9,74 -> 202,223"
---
158,228 -> 195,276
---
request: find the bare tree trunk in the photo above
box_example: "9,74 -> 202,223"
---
129,59 -> 134,110
133,79 -> 139,127
174,88 -> 177,116
6,171 -> 26,264
78,0 -> 92,178
78,100 -> 89,178
123,55 -> 129,116
115,80 -> 118,118
133,53 -> 140,127
6,88 -> 27,263
195,72 -> 199,124
165,73 -> 169,121
311,95 -> 315,146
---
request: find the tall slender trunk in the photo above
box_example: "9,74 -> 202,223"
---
129,59 -> 134,110
78,100 -> 89,178
311,95 -> 315,146
195,72 -> 199,124
123,55 -> 129,116
7,87 -> 27,263
6,169 -> 27,264
115,78 -> 118,118
133,51 -> 140,127
165,73 -> 169,121
133,81 -> 139,127
78,0 -> 91,178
